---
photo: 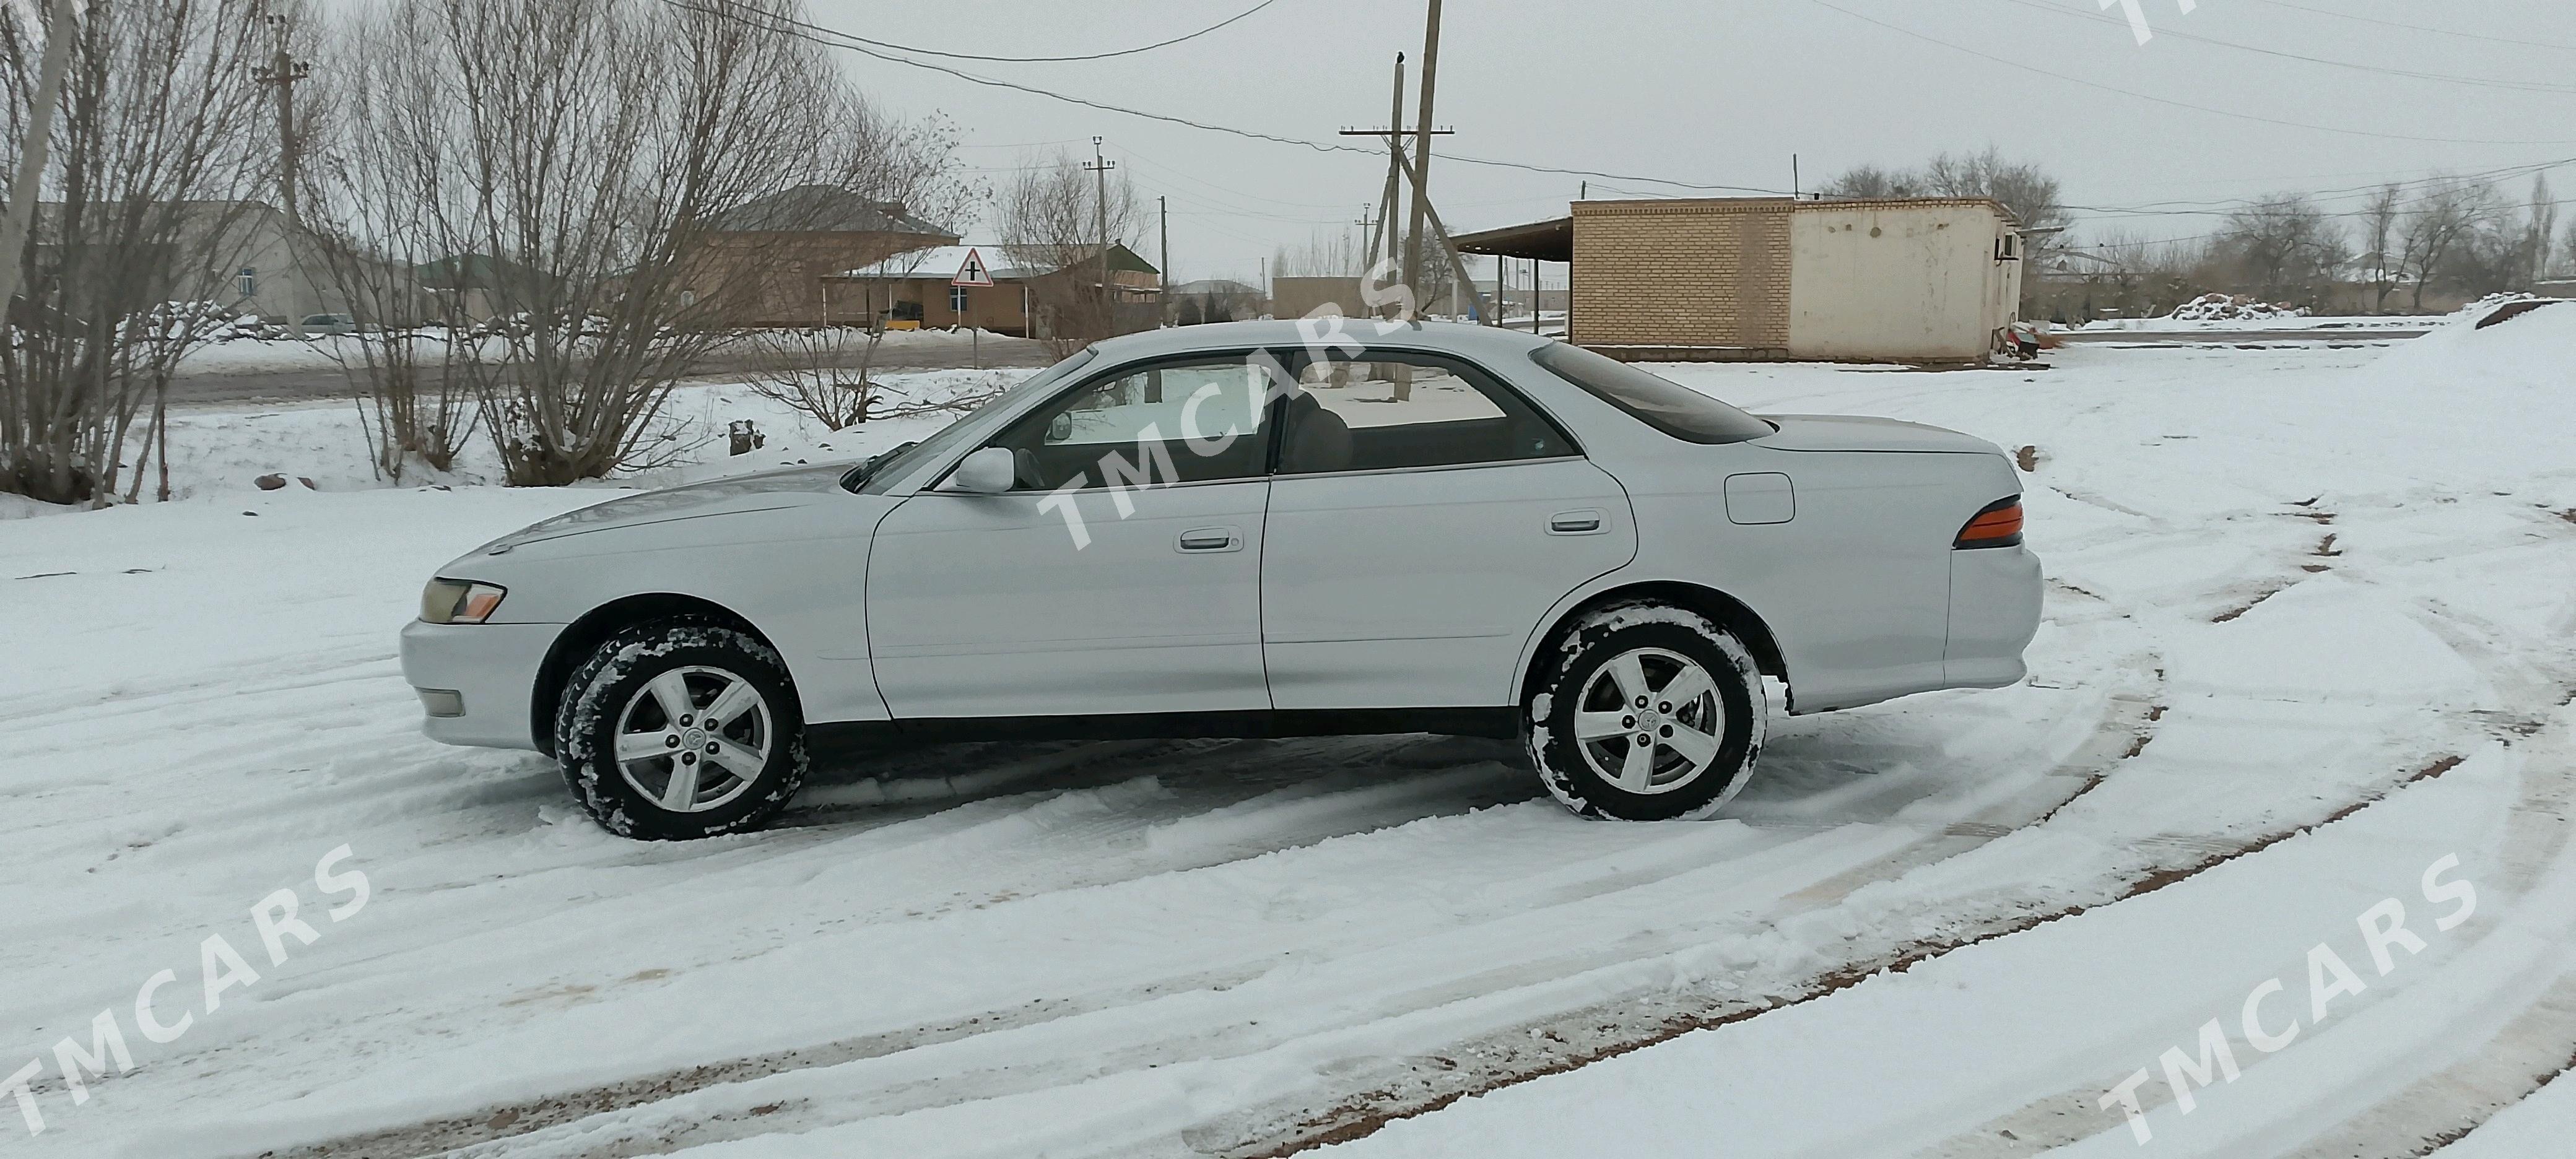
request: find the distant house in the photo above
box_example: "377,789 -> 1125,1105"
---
824,242 -> 1162,339
684,185 -> 959,326
36,199 -> 359,327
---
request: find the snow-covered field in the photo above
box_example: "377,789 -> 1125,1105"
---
3,307 -> 2572,1158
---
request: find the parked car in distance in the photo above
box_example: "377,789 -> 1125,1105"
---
401,321 -> 2042,839
298,313 -> 355,336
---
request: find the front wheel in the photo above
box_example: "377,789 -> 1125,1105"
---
1526,604 -> 1766,821
555,619 -> 809,840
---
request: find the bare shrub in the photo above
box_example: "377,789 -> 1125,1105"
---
0,0 -> 274,504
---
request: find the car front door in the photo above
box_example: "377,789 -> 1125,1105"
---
1261,350 -> 1637,710
865,355 -> 1278,720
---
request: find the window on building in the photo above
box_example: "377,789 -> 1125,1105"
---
949,284 -> 969,315
237,267 -> 257,297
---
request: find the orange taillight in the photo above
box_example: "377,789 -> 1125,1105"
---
1955,497 -> 2024,549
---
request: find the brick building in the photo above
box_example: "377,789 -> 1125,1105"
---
1457,197 -> 2024,363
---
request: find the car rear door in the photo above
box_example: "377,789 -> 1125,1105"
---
865,355 -> 1278,720
1261,349 -> 1636,710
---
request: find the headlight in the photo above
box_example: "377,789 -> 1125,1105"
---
420,579 -> 508,624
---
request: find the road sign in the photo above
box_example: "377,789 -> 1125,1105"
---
951,248 -> 994,287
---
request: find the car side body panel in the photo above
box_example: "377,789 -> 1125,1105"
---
402,321 -> 2043,755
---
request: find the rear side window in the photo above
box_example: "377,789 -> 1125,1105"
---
1277,352 -> 1576,475
1530,342 -> 1773,445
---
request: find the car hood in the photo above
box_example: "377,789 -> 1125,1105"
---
1752,414 -> 2004,456
476,462 -> 854,554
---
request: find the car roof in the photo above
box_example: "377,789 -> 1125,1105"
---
1088,318 -> 1556,365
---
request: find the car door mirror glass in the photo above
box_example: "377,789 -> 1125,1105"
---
947,446 -> 1018,493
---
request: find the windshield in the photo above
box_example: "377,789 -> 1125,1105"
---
849,348 -> 1097,493
1530,342 -> 1774,445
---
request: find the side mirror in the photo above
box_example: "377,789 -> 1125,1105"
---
1046,412 -> 1074,443
946,446 -> 1017,494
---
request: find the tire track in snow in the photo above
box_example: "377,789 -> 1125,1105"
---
1902,576 -> 2576,1157
241,675 -> 2155,1159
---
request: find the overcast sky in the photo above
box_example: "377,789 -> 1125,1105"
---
802,0 -> 2576,287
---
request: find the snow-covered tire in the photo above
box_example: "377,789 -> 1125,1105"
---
554,618 -> 808,840
1525,603 -> 1765,822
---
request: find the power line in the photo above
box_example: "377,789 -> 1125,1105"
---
2064,155 -> 2576,217
1796,0 -> 2576,145
804,0 -> 1289,64
2240,0 -> 2576,55
1989,0 -> 2576,96
651,0 -> 1787,195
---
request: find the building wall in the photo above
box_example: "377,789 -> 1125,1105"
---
1784,201 -> 2017,362
687,230 -> 952,326
1569,199 -> 1792,351
1269,276 -> 1359,320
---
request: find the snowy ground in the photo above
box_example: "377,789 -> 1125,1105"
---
3,307 -> 2573,1158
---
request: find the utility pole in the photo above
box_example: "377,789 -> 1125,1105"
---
0,0 -> 78,326
1084,136 -> 1115,334
1370,53 -> 1404,273
1402,0 -> 1443,321
1157,193 -> 1168,324
254,9 -> 311,231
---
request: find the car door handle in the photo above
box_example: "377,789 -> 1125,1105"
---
1547,509 -> 1605,535
1177,526 -> 1243,553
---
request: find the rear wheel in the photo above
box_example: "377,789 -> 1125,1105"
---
1526,603 -> 1765,821
555,619 -> 807,840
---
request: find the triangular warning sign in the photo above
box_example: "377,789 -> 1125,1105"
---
951,248 -> 994,287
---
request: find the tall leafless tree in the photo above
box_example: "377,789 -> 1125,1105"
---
998,148 -> 1146,355
2398,178 -> 2499,312
2215,194 -> 2348,306
326,0 -> 916,486
0,0 -> 275,505
2359,184 -> 2405,313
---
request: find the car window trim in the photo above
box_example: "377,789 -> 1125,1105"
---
1264,453 -> 1588,485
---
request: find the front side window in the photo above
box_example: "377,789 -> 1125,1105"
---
987,357 -> 1274,491
1276,352 -> 1576,475
1530,342 -> 1773,445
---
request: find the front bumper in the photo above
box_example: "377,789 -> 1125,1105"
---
398,619 -> 563,750
1945,545 -> 2043,688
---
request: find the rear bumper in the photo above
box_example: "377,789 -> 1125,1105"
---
397,619 -> 562,750
1945,545 -> 2043,688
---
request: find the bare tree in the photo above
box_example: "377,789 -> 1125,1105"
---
1271,226 -> 1367,278
2359,184 -> 2404,313
304,0 -> 476,479
2215,194 -> 2348,306
741,111 -> 975,431
2523,172 -> 2559,287
998,148 -> 1146,354
2398,177 -> 2499,312
1819,163 -> 1923,201
341,0 -> 909,486
0,0 -> 275,505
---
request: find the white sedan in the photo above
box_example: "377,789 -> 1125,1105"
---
401,321 -> 2041,839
